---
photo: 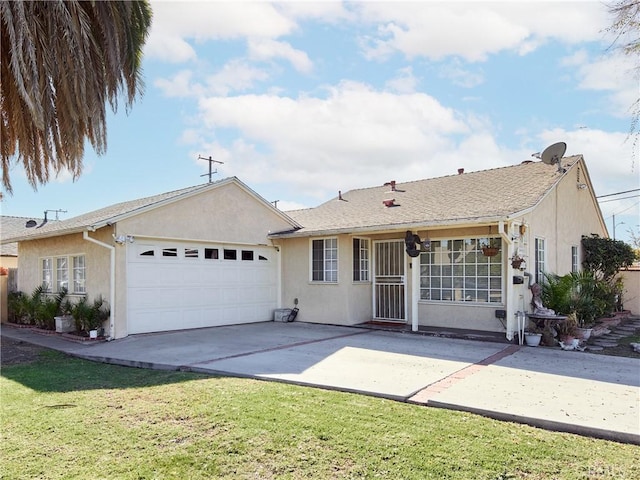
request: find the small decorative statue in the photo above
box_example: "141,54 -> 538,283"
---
530,283 -> 556,316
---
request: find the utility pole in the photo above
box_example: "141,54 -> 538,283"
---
198,155 -> 224,183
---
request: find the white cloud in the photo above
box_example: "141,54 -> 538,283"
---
144,35 -> 196,63
385,67 -> 419,93
248,38 -> 313,73
146,1 -> 297,63
192,81 -> 479,199
439,59 -> 484,88
356,2 -> 608,62
155,70 -> 202,97
563,50 -> 639,119
155,61 -> 270,97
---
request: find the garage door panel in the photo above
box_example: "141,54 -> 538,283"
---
127,242 -> 278,334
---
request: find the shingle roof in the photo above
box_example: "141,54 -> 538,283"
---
2,177 -> 301,244
276,157 -> 582,237
1,216 -> 43,255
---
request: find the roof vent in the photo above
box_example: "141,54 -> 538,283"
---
383,199 -> 396,207
25,219 -> 37,228
384,180 -> 396,191
458,168 -> 464,175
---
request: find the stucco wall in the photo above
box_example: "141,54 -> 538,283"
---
528,159 -> 606,276
618,268 -> 640,315
117,182 -> 293,245
276,235 -> 373,325
17,231 -> 112,298
1,256 -> 18,269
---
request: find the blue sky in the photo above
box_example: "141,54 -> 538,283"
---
2,0 -> 639,244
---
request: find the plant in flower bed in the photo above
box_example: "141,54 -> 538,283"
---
7,286 -> 70,329
542,271 -> 615,329
71,295 -> 110,335
2,352 -> 638,479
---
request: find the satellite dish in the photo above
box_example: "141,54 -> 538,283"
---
540,142 -> 567,172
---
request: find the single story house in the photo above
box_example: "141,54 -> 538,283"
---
2,155 -> 607,341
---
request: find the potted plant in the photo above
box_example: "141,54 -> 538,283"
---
523,321 -> 543,347
555,312 -> 579,346
510,254 -> 526,270
524,330 -> 542,347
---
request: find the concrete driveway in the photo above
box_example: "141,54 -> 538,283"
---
2,321 -> 639,444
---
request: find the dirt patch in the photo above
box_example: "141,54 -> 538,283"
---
1,336 -> 49,366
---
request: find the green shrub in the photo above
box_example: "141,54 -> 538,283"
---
541,271 -> 614,327
71,295 -> 110,333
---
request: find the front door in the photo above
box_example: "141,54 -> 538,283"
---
373,240 -> 406,321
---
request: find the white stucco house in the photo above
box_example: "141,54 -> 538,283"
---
2,156 -> 608,341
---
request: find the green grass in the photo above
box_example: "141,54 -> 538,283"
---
2,351 -> 638,480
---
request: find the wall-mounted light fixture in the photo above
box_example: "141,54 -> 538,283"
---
577,183 -> 587,190
113,234 -> 135,245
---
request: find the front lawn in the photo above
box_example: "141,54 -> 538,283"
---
1,350 -> 638,479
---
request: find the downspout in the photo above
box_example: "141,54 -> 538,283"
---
411,255 -> 420,332
275,245 -> 282,309
498,221 -> 515,341
83,231 -> 115,340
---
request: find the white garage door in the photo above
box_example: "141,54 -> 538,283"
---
127,241 -> 278,334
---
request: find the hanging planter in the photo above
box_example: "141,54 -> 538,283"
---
480,228 -> 501,257
510,255 -> 526,269
481,246 -> 500,257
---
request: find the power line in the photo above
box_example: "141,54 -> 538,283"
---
598,194 -> 640,203
596,188 -> 640,199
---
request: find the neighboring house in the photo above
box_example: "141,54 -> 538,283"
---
1,216 -> 43,322
1,178 -> 300,338
1,215 -> 43,269
269,155 -> 607,340
1,156 -> 608,341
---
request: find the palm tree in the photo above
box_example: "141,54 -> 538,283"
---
0,0 -> 152,193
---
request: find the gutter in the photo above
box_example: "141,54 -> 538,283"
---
269,217 -> 513,239
83,231 -> 115,340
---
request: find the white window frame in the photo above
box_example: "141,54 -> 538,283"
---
72,255 -> 86,294
56,257 -> 69,292
535,238 -> 546,284
310,238 -> 338,283
353,237 -> 370,282
41,254 -> 86,294
419,237 -> 503,304
42,258 -> 53,292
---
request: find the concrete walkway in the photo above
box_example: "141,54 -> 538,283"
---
2,321 -> 638,445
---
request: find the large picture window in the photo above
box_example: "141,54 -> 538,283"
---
353,238 -> 369,282
311,238 -> 338,282
41,255 -> 85,294
420,238 -> 503,304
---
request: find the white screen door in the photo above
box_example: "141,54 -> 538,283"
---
374,240 -> 406,321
